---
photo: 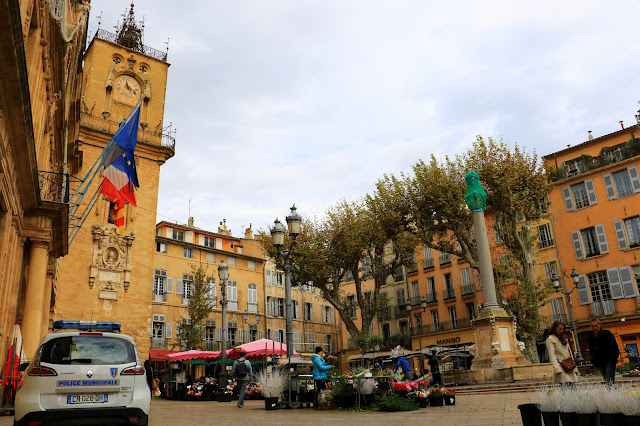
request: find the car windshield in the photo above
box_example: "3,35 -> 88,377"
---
40,336 -> 136,365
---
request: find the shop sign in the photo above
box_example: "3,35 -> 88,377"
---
436,336 -> 461,345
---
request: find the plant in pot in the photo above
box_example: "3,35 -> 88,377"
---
593,385 -> 623,426
444,388 -> 456,405
255,368 -> 287,410
375,392 -> 419,412
429,387 -> 445,407
573,386 -> 599,426
537,385 -> 560,426
616,385 -> 640,426
409,389 -> 430,408
556,386 -> 579,426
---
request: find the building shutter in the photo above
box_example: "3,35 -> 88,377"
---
293,331 -> 301,351
613,219 -> 629,251
619,266 -> 637,298
562,185 -> 574,212
602,173 -> 617,200
628,165 -> 640,193
244,328 -> 250,342
258,330 -> 263,340
571,230 -> 584,260
584,179 -> 598,205
594,224 -> 609,254
167,277 -> 174,293
198,235 -> 204,245
216,327 -> 222,341
577,275 -> 590,305
176,279 -> 183,295
237,328 -> 243,343
166,323 -> 172,338
330,308 -> 335,324
606,267 -> 624,299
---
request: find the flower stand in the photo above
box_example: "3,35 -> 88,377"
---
417,398 -> 428,408
517,404 -> 542,426
559,412 -> 576,426
540,411 -> 559,426
574,412 -> 599,426
444,395 -> 455,405
429,395 -> 444,407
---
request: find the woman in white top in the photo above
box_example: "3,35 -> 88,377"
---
545,321 -> 578,385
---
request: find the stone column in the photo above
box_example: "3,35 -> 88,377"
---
40,274 -> 54,337
471,212 -> 501,310
22,240 -> 50,359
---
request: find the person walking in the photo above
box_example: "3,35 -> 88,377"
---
546,321 -> 578,386
428,350 -> 442,386
232,352 -> 252,408
312,347 -> 333,408
144,360 -> 154,397
587,318 -> 620,385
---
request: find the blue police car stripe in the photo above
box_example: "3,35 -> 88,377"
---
57,380 -> 120,386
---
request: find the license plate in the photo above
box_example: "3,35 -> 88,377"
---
67,394 -> 108,404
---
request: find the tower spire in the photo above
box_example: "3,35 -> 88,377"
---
116,2 -> 143,52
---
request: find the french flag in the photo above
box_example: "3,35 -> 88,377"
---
99,103 -> 141,207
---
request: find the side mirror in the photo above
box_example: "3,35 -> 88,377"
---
18,362 -> 30,372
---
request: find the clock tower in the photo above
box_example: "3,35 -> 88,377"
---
54,3 -> 175,356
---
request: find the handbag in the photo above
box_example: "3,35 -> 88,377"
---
560,357 -> 577,373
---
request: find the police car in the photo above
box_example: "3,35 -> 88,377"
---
14,321 -> 150,425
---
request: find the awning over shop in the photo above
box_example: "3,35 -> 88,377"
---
149,349 -> 178,362
166,349 -> 234,362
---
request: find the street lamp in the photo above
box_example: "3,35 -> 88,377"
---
271,204 -> 302,406
217,261 -> 229,401
412,297 -> 428,376
243,311 -> 261,342
551,268 -> 584,364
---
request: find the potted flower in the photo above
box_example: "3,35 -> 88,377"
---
410,389 -> 430,408
537,386 -> 560,426
429,387 -> 445,407
444,388 -> 456,405
255,368 -> 287,410
326,355 -> 338,366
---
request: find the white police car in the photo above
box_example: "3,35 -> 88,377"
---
14,321 -> 150,425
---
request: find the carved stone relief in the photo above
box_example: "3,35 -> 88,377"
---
90,224 -> 135,297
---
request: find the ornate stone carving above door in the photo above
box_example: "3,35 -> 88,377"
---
90,224 -> 135,296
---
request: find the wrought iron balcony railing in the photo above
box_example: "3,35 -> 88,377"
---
378,308 -> 391,321
150,337 -> 166,349
38,171 -> 70,204
440,253 -> 452,265
423,258 -> 434,269
591,300 -> 616,317
94,29 -> 168,62
80,113 -> 176,150
426,292 -> 437,303
461,284 -> 475,296
443,288 -> 456,300
393,305 -> 410,317
153,291 -> 166,303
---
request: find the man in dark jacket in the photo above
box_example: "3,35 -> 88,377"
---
587,318 -> 619,385
428,350 -> 442,386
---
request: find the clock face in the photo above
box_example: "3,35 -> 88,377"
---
114,75 -> 141,105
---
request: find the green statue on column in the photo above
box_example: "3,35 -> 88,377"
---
464,171 -> 487,213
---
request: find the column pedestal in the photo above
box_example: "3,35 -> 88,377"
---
471,308 -> 527,370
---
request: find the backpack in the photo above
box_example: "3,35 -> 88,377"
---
235,360 -> 248,377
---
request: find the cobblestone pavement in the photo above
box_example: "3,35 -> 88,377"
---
1,392 -> 536,425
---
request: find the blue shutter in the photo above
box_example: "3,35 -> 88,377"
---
577,275 -> 590,305
571,230 -> 584,260
594,224 -> 609,254
584,179 -> 598,205
606,267 -> 624,300
602,173 -> 616,200
619,266 -> 637,298
562,186 -> 574,212
628,165 -> 640,193
613,220 -> 628,251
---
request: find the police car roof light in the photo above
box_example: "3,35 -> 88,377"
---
52,320 -> 121,332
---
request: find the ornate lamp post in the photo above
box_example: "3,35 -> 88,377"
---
551,268 -> 585,364
271,205 -> 302,406
243,311 -> 261,341
217,261 -> 229,401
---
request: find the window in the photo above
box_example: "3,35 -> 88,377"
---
461,268 -> 471,287
543,261 -> 558,282
275,272 -> 283,286
634,265 -> 640,295
247,283 -> 258,312
172,229 -> 184,241
156,242 -> 167,253
493,220 -> 504,243
182,274 -> 193,304
227,256 -> 236,267
247,260 -> 256,271
345,269 -> 354,281
411,281 -> 420,303
266,270 -> 272,285
361,258 -> 372,278
588,271 -> 612,302
396,289 -> 405,306
466,302 -> 475,319
444,273 -> 453,290
323,306 -> 334,323
347,295 -> 357,318
550,298 -> 566,323
538,223 -> 553,248
399,321 -> 408,336
423,247 -> 434,268
153,269 -> 167,302
581,227 -> 600,258
625,217 -> 640,248
203,236 -> 215,248
431,310 -> 439,331
562,179 -> 597,211
382,324 -> 390,341
184,247 -> 194,258
228,326 -> 237,346
448,306 -> 457,328
571,225 -> 608,260
564,158 -> 585,176
603,166 -> 640,200
151,314 -> 166,348
267,297 -> 284,317
227,280 -> 238,310
206,252 -> 215,263
306,332 -> 315,345
293,300 -> 299,319
304,302 -> 313,321
206,279 -> 217,307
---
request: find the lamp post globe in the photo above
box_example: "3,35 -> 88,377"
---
570,269 -> 579,285
271,218 -> 285,247
286,204 -> 302,236
420,297 -> 427,311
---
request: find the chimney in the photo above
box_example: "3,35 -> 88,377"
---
588,130 -> 593,141
218,219 -> 231,236
620,120 -> 625,129
188,216 -> 194,228
244,223 -> 254,240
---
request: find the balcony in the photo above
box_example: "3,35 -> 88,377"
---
204,340 -> 218,351
426,292 -> 437,304
407,263 -> 419,274
414,318 -> 473,335
38,170 -> 70,204
443,288 -> 456,300
153,292 -> 166,303
591,300 -> 616,317
410,296 -> 423,306
378,308 -> 391,321
393,305 -> 410,317
94,29 -> 168,62
461,284 -> 475,297
80,112 -> 176,150
440,253 -> 452,266
423,258 -> 434,270
150,337 -> 167,349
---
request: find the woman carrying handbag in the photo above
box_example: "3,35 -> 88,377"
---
546,321 -> 579,386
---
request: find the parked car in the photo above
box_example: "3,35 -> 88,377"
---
14,321 -> 150,425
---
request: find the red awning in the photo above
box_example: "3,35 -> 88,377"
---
230,339 -> 299,360
149,349 -> 178,362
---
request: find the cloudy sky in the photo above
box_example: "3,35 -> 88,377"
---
94,1 -> 640,237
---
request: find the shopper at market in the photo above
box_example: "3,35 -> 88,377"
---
312,347 -> 333,408
233,351 -> 252,408
428,350 -> 442,386
395,354 -> 413,381
587,318 -> 620,385
546,321 -> 578,386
